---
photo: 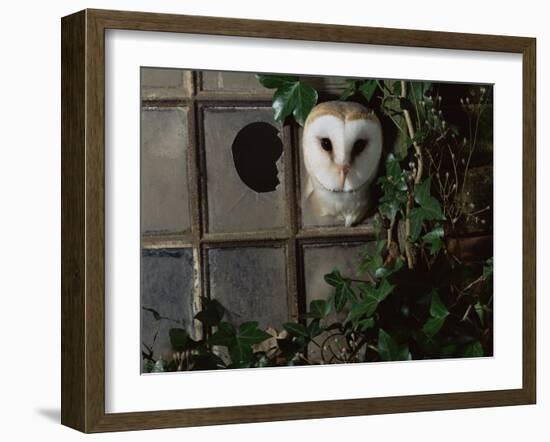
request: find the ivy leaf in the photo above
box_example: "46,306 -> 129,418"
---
208,322 -> 236,347
429,291 -> 449,318
422,225 -> 444,255
348,281 -> 394,325
255,74 -> 298,89
414,178 -> 444,221
307,318 -> 324,339
408,207 -> 425,242
379,200 -> 400,222
378,329 -> 410,361
463,341 -> 484,358
236,322 -> 271,347
422,290 -> 450,338
356,317 -> 375,332
385,153 -> 402,179
411,81 -> 432,103
334,286 -> 348,313
422,316 -> 447,339
283,322 -> 309,338
483,257 -> 494,278
359,243 -> 384,276
272,81 -> 318,126
339,80 -> 357,100
169,328 -> 189,352
194,297 -> 225,327
152,358 -> 165,373
358,80 -> 378,101
414,177 -> 432,207
376,279 -> 395,302
309,299 -> 332,319
421,197 -> 445,220
474,302 -> 485,326
324,269 -> 344,287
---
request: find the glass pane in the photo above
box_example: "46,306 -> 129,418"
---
141,248 -> 196,369
204,107 -> 286,233
201,71 -> 269,94
141,67 -> 193,100
302,242 -> 375,362
208,247 -> 288,330
141,106 -> 191,235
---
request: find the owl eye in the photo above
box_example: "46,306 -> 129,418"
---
352,139 -> 368,158
320,138 -> 333,152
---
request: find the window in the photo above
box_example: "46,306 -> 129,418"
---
140,68 -> 377,363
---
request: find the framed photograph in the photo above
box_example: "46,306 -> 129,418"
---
61,9 -> 536,432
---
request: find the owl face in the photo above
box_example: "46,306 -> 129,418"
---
303,101 -> 383,193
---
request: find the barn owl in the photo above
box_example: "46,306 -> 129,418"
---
302,101 -> 383,227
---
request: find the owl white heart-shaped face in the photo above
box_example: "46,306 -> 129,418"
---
302,102 -> 383,192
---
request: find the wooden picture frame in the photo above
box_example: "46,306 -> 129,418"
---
61,9 -> 536,433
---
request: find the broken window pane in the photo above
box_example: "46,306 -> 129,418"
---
141,67 -> 193,100
302,242 -> 375,362
141,106 -> 191,235
208,247 -> 288,330
200,71 -> 269,94
203,107 -> 286,233
141,248 -> 196,369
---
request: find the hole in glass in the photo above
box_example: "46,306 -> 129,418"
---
231,122 -> 283,193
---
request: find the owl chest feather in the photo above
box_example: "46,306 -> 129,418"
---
308,177 -> 370,226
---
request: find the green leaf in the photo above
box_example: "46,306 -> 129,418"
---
422,290 -> 450,338
169,328 -> 189,351
255,74 -> 298,89
324,269 -> 344,287
429,291 -> 449,318
359,247 -> 384,276
358,80 -> 378,101
376,279 -> 395,302
378,329 -> 410,361
348,280 -> 393,326
411,81 -> 432,103
194,297 -> 225,327
422,225 -> 444,255
229,343 -> 253,366
421,196 -> 445,220
334,286 -> 348,313
208,322 -> 236,347
422,316 -> 447,338
283,322 -> 309,338
483,257 -> 494,278
152,358 -> 165,373
272,81 -> 318,126
385,153 -> 402,179
237,322 -> 271,346
474,302 -> 485,325
339,80 -> 357,100
356,317 -> 375,331
307,318 -> 324,338
309,299 -> 332,319
379,201 -> 400,221
408,207 -> 425,242
463,341 -> 484,358
414,178 -> 444,221
414,178 -> 432,207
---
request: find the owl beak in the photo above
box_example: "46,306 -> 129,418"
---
338,165 -> 350,189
